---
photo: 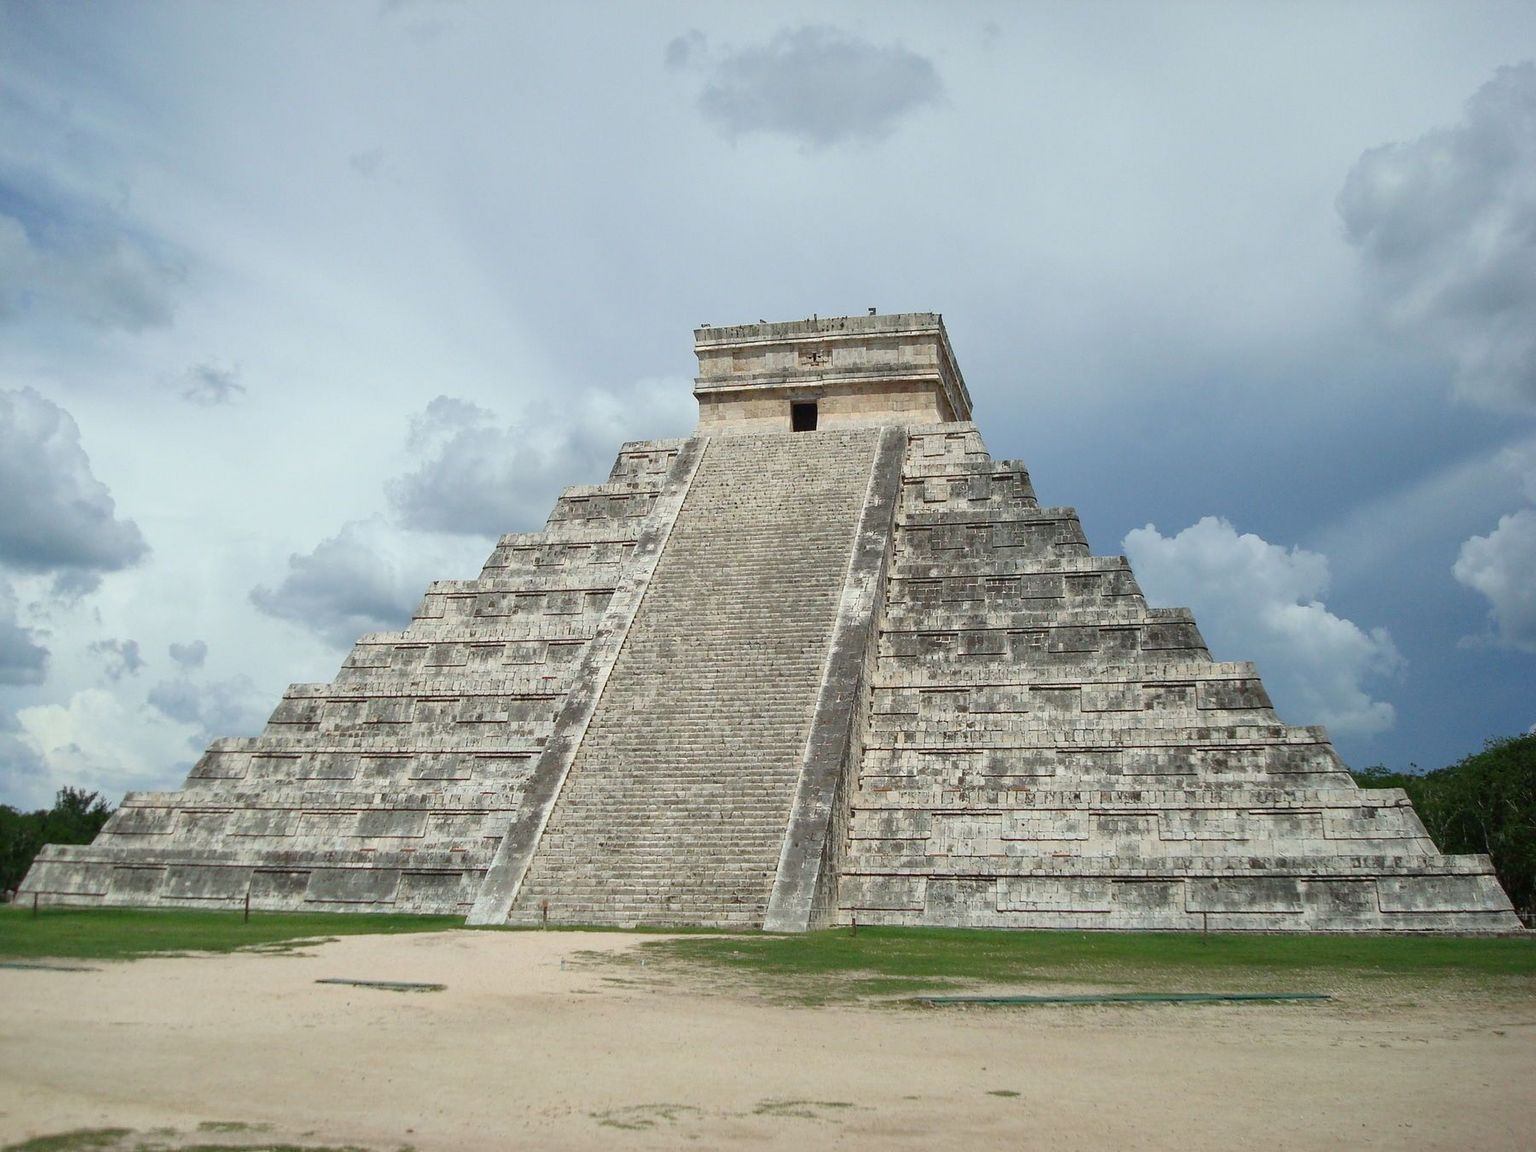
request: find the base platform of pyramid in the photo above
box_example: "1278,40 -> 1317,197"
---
21,313 -> 1521,932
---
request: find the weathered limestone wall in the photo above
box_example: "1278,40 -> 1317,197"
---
694,312 -> 972,435
835,425 -> 1521,932
696,379 -> 955,434
20,441 -> 696,915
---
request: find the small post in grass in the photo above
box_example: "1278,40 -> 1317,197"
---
32,892 -> 39,918
244,890 -> 251,924
850,912 -> 857,937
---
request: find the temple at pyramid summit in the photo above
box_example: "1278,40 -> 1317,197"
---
21,313 -> 1521,931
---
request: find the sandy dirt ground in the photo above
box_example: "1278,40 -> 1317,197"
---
2,930 -> 1533,1151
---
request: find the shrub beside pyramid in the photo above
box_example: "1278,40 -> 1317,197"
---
21,314 -> 1521,931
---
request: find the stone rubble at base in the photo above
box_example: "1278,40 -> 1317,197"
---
20,314 -> 1522,932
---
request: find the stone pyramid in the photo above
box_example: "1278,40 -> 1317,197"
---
21,314 -> 1520,931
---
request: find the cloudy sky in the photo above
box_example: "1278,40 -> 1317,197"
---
2,1 -> 1534,809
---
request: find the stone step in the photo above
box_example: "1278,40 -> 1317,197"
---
511,430 -> 883,925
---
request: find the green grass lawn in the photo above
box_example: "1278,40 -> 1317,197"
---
627,925 -> 1536,1002
4,907 -> 1531,1004
0,905 -> 460,962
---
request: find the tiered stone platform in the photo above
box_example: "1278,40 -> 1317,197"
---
21,313 -> 1521,931
835,426 -> 1515,931
22,443 -> 690,914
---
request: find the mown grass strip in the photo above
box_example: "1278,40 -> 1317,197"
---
0,906 -> 460,961
916,991 -> 1332,1005
635,925 -> 1536,1000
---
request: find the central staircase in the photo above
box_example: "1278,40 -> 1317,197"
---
509,429 -> 882,926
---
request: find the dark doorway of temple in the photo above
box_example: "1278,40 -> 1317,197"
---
791,401 -> 818,431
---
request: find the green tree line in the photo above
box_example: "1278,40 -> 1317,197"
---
0,788 -> 115,894
1354,733 -> 1535,925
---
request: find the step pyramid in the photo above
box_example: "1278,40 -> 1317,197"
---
21,313 -> 1520,932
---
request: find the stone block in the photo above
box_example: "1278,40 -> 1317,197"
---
841,875 -> 926,911
106,807 -> 178,835
227,809 -> 296,836
250,870 -> 310,902
1186,877 -> 1304,914
162,865 -> 251,901
1377,874 -> 1511,913
108,866 -> 165,898
25,858 -> 111,896
998,877 -> 1112,912
305,868 -> 401,903
355,810 -> 428,838
1198,678 -> 1273,711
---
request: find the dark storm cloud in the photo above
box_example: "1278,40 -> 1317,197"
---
180,362 -> 245,406
249,521 -> 420,648
1339,62 -> 1536,412
48,571 -> 102,604
0,190 -> 183,332
145,677 -> 201,725
0,578 -> 48,687
691,25 -> 942,147
664,30 -> 705,71
88,637 -> 143,681
168,640 -> 208,669
0,387 -> 148,575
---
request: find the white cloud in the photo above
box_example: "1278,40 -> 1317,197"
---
14,688 -> 193,805
687,25 -> 943,147
388,380 -> 693,537
1455,509 -> 1536,652
1339,62 -> 1536,412
0,387 -> 149,575
1123,517 -> 1403,737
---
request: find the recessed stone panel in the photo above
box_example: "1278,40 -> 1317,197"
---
1186,877 -> 1304,913
162,865 -> 251,900
305,868 -> 401,904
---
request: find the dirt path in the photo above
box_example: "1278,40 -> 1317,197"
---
2,930 -> 1532,1151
